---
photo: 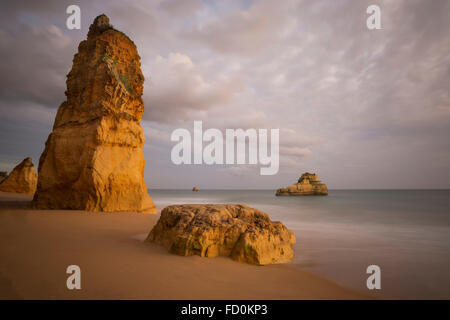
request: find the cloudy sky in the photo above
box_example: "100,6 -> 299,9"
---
0,0 -> 449,189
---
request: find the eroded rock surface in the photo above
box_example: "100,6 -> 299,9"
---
0,172 -> 7,184
147,204 -> 296,265
276,172 -> 328,196
31,15 -> 155,213
0,158 -> 37,194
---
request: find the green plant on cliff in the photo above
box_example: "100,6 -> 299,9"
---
103,54 -> 118,64
119,73 -> 132,93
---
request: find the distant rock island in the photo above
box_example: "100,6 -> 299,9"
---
147,204 -> 296,265
31,15 -> 156,213
192,186 -> 199,192
0,157 -> 37,194
276,172 -> 328,196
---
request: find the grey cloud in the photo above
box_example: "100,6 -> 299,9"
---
143,53 -> 243,123
0,24 -> 74,108
183,0 -> 299,54
159,0 -> 202,17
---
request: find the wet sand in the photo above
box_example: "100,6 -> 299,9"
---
0,192 -> 366,299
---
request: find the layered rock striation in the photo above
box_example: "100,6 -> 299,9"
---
31,15 -> 156,213
0,157 -> 37,194
147,204 -> 296,265
276,172 -> 328,196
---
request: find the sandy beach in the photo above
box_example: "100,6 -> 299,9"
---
0,191 -> 365,300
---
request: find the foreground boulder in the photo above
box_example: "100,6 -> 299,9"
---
276,172 -> 328,196
31,15 -> 156,213
0,157 -> 37,194
147,204 -> 296,265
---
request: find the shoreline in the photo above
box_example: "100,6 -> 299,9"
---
0,191 -> 368,300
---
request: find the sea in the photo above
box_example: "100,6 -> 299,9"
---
149,189 -> 450,299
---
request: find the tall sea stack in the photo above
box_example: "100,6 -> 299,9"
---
31,15 -> 156,213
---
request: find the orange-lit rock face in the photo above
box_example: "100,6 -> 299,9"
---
31,15 -> 156,213
147,204 -> 296,265
0,157 -> 37,194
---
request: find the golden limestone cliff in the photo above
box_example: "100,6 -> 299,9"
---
31,15 -> 156,213
147,204 -> 296,265
0,157 -> 37,194
0,172 -> 7,184
276,172 -> 328,196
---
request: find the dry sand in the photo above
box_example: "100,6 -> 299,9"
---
0,191 -> 366,299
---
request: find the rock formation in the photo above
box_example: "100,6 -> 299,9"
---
276,172 -> 328,196
0,172 -> 7,184
31,15 -> 156,213
192,186 -> 199,192
147,204 -> 296,265
0,157 -> 37,194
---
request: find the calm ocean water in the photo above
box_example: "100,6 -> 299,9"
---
149,189 -> 450,299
